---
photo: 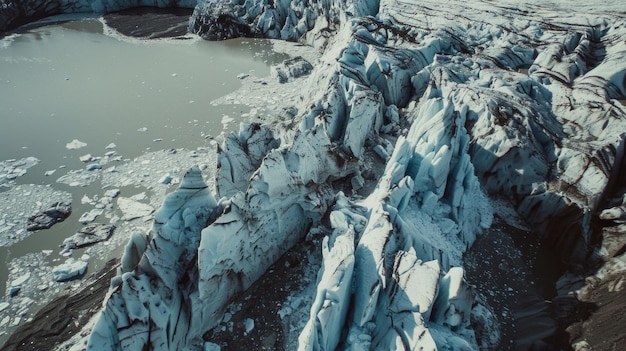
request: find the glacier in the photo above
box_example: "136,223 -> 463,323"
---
2,0 -> 626,350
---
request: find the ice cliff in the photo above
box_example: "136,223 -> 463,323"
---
2,0 -> 625,350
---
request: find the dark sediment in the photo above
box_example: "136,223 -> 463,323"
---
464,214 -> 566,350
205,237 -> 322,350
565,217 -> 626,350
572,273 -> 626,349
464,213 -> 626,351
0,259 -> 119,351
103,7 -> 193,39
26,201 -> 72,231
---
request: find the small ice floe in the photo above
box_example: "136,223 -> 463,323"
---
244,318 -> 255,335
65,139 -> 87,150
86,163 -> 102,171
105,143 -> 116,149
10,272 -> 31,289
60,239 -> 74,257
79,154 -> 94,162
221,115 -> 234,129
137,127 -> 148,132
51,258 -> 88,282
8,286 -> 20,297
78,209 -> 103,223
158,174 -> 173,184
104,189 -> 120,199
62,223 -> 116,249
7,272 -> 31,297
81,194 -> 93,205
117,197 -> 154,221
44,169 -> 56,176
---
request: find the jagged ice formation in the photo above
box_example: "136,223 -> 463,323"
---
97,0 -> 626,349
2,0 -> 625,350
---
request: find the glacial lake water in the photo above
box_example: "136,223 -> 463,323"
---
0,15 -> 286,337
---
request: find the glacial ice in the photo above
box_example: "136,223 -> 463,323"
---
52,258 -> 88,282
88,166 -> 218,350
0,0 -> 614,349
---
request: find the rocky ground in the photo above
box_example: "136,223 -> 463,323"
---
204,234 -> 323,351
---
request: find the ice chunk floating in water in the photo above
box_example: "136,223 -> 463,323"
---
65,139 -> 87,150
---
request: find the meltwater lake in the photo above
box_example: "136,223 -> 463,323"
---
0,13 -> 287,343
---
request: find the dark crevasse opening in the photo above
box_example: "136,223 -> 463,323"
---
464,213 -> 570,350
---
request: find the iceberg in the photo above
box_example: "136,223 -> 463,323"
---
65,139 -> 87,150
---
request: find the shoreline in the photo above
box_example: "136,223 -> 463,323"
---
102,7 -> 194,40
0,9 -> 318,349
0,259 -> 119,351
0,9 -> 256,347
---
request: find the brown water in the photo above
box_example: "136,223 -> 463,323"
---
0,16 -> 286,338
